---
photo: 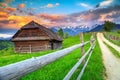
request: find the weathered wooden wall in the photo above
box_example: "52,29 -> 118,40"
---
14,41 -> 50,53
52,41 -> 62,49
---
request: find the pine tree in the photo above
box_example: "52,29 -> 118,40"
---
57,28 -> 64,38
103,21 -> 115,32
64,32 -> 69,38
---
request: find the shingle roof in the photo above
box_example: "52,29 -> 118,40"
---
11,21 -> 63,41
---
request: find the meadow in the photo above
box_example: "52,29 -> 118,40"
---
0,33 -> 105,80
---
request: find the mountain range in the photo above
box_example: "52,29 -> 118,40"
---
88,24 -> 120,32
0,24 -> 120,40
51,24 -> 120,35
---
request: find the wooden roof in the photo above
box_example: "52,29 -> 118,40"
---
11,21 -> 63,41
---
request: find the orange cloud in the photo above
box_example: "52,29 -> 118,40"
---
0,11 -> 8,18
38,14 -> 66,21
8,15 -> 33,26
4,7 -> 16,13
18,4 -> 25,8
46,4 -> 53,8
41,3 -> 60,8
4,0 -> 14,3
6,15 -> 52,28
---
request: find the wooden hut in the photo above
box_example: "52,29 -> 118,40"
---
11,21 -> 63,53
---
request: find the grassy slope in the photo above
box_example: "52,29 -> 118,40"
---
0,40 -> 13,50
0,33 -> 105,80
104,32 -> 120,46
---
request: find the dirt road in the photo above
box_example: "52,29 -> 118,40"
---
97,33 -> 120,80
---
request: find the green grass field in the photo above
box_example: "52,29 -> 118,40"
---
0,33 -> 105,80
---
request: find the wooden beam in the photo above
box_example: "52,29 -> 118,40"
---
79,33 -> 85,64
90,33 -> 95,47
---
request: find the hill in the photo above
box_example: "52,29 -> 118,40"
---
0,40 -> 13,50
89,24 -> 120,32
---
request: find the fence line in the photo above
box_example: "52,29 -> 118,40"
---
0,41 -> 89,80
63,40 -> 95,80
77,41 -> 96,80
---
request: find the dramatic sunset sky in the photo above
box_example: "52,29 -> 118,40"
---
0,0 -> 120,37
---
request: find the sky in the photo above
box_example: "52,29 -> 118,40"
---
0,0 -> 120,31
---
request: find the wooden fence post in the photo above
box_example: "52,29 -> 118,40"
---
90,33 -> 94,47
93,32 -> 95,39
79,32 -> 85,64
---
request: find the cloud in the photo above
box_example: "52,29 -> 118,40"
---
38,5 -> 120,27
46,4 -> 53,8
0,14 -> 52,29
0,20 -> 18,29
0,20 -> 9,24
0,34 -> 13,38
4,7 -> 16,13
38,14 -> 66,21
1,3 -> 120,29
18,4 -> 26,8
41,3 -> 60,8
77,3 -> 92,9
0,11 -> 8,18
69,5 -> 120,26
4,0 -> 14,3
97,0 -> 113,7
55,3 -> 59,6
98,13 -> 113,22
0,2 -> 8,7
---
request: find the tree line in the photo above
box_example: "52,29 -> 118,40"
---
103,21 -> 120,34
57,28 -> 69,38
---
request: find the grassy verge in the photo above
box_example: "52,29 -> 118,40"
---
104,42 -> 120,59
0,33 -> 105,80
104,32 -> 120,46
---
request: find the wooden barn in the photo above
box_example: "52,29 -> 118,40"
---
11,21 -> 63,53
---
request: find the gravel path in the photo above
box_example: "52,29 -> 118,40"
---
97,33 -> 120,80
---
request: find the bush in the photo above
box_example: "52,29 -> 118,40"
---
117,30 -> 120,34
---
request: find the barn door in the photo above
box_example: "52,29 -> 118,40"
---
51,42 -> 54,50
